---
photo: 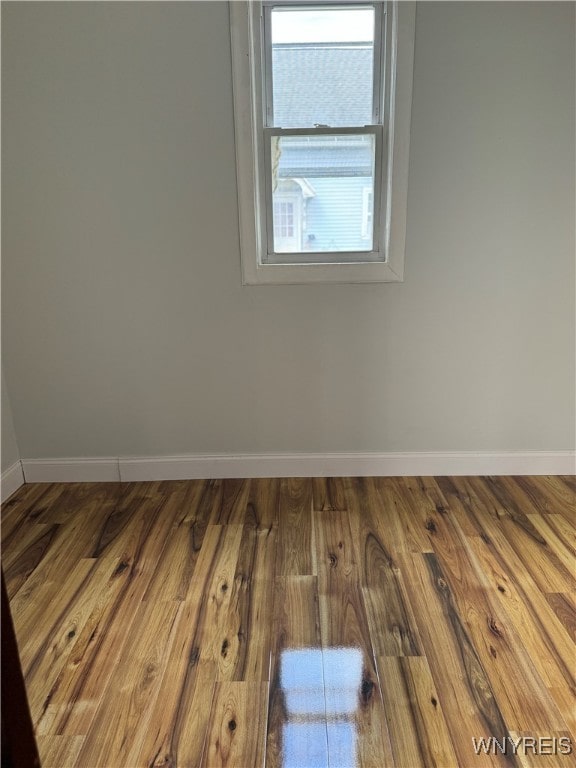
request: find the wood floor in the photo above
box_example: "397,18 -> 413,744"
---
1,475 -> 575,768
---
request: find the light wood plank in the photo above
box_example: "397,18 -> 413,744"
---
223,520 -> 277,681
545,592 -> 576,643
132,524 -> 243,768
142,487 -> 212,603
277,477 -> 313,576
455,477 -> 575,595
211,478 -> 251,525
512,476 -> 575,522
314,509 -> 396,768
377,656 -> 458,768
1,483 -> 70,544
3,522 -> 61,598
527,514 -> 576,576
74,600 -> 183,768
400,552 -> 516,767
202,682 -> 268,767
36,735 -> 84,768
312,476 -> 348,511
266,576 -> 323,768
361,531 -> 422,656
2,475 -> 574,768
51,489 -> 183,736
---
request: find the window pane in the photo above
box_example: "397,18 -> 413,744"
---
271,7 -> 374,128
271,134 -> 375,253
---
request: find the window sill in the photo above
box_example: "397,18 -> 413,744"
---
241,259 -> 404,285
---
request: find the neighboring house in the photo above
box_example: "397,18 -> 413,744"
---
272,43 -> 374,253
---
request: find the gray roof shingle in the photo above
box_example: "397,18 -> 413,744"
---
272,43 -> 373,128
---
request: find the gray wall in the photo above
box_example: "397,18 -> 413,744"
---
2,2 -> 574,460
1,369 -> 20,472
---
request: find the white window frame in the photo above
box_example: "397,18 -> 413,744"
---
230,0 -> 415,285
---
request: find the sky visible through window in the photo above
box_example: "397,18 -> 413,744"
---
271,8 -> 374,45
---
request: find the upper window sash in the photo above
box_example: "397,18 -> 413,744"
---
262,1 -> 386,129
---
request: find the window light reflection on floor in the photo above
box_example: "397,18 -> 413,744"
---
280,647 -> 363,768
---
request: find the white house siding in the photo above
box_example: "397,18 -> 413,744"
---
304,176 -> 371,252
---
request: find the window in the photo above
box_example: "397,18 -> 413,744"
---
230,0 -> 415,284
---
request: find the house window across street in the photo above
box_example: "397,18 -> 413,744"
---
274,200 -> 295,239
362,187 -> 374,240
231,1 -> 415,284
273,195 -> 302,251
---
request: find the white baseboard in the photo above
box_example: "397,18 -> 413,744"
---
1,461 -> 25,502
19,451 -> 576,484
22,458 -> 120,483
